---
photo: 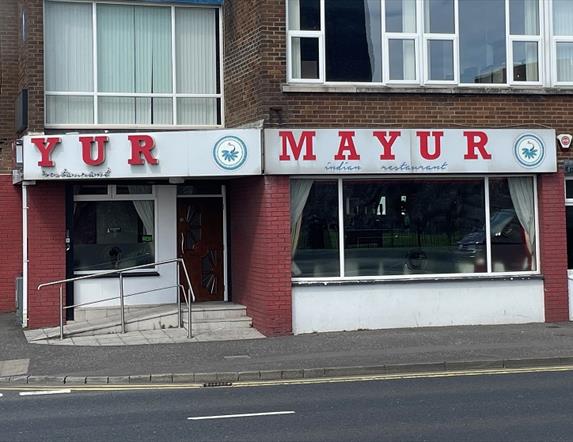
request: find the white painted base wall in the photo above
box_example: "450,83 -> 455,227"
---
292,279 -> 545,334
75,185 -> 178,307
568,274 -> 573,321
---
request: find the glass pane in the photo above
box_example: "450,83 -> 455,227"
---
45,1 -> 93,93
176,8 -> 219,94
177,98 -> 220,126
428,40 -> 454,81
556,43 -> 573,82
566,206 -> 573,269
386,0 -> 416,33
459,0 -> 507,84
325,0 -> 382,82
489,177 -> 536,272
74,185 -> 109,196
424,0 -> 454,34
513,41 -> 538,82
46,96 -> 94,125
98,97 -> 173,125
553,0 -> 573,36
566,180 -> 573,200
343,180 -> 486,277
177,183 -> 222,195
510,0 -> 539,35
291,37 -> 320,79
292,181 -> 340,278
97,5 -> 172,94
73,201 -> 155,272
288,0 -> 320,30
389,39 -> 416,81
116,185 -> 153,195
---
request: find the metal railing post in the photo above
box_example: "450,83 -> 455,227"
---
59,284 -> 64,340
176,263 -> 181,328
187,287 -> 191,339
119,273 -> 125,334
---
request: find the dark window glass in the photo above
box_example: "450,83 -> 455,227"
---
386,0 -> 416,33
513,41 -> 538,82
325,0 -> 382,82
428,39 -> 454,81
74,184 -> 108,195
178,182 -> 222,195
292,181 -> 339,277
73,200 -> 155,272
288,0 -> 320,31
566,180 -> 573,199
509,0 -> 539,35
343,179 -> 485,276
489,177 -> 535,272
459,0 -> 507,84
425,0 -> 455,34
116,185 -> 152,195
292,37 -> 319,79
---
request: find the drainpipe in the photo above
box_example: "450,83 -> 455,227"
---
22,182 -> 28,328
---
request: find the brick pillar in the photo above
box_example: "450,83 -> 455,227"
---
538,172 -> 569,322
0,176 -> 22,312
229,176 -> 292,336
27,182 -> 66,328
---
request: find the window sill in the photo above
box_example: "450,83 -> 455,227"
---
292,273 -> 543,287
74,271 -> 160,279
282,84 -> 573,95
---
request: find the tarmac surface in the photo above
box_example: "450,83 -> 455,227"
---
2,313 -> 573,383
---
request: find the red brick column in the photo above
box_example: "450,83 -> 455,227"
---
229,176 -> 292,336
27,183 -> 66,328
538,171 -> 569,322
0,176 -> 22,312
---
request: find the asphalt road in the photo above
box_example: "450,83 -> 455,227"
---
1,369 -> 573,441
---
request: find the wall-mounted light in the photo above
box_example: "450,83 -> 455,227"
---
558,134 -> 572,149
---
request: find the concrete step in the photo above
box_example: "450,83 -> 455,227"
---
185,316 -> 253,333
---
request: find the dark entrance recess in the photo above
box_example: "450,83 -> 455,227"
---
177,198 -> 224,302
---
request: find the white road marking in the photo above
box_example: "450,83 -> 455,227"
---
19,389 -> 72,397
188,411 -> 295,421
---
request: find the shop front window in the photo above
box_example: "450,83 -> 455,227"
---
291,177 -> 537,279
73,185 -> 155,273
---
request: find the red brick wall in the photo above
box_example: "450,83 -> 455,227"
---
27,183 -> 66,328
0,176 -> 22,312
538,172 -> 569,322
229,176 -> 292,336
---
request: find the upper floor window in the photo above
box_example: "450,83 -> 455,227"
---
45,1 -> 222,128
287,0 -> 569,88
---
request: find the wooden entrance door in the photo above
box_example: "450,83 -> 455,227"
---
177,198 -> 224,302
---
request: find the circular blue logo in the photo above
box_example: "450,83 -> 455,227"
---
213,136 -> 248,170
514,134 -> 545,168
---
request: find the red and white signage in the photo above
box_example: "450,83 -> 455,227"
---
23,129 -> 262,180
264,129 -> 557,174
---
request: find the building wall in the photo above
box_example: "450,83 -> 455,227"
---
0,178 -> 22,313
229,176 -> 292,336
27,183 -> 66,328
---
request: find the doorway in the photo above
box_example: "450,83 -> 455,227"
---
177,197 -> 225,302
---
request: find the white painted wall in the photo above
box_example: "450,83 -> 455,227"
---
74,185 -> 178,307
568,273 -> 573,321
292,279 -> 545,334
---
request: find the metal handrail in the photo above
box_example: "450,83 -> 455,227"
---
37,258 -> 195,340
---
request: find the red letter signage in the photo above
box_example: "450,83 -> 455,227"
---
79,136 -> 108,166
278,131 -> 317,161
128,135 -> 159,165
31,137 -> 61,167
417,131 -> 443,160
373,131 -> 401,160
334,131 -> 360,160
463,131 -> 492,160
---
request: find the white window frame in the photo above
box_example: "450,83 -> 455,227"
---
286,0 -> 568,88
44,0 -> 224,130
291,175 -> 540,283
73,184 -> 158,275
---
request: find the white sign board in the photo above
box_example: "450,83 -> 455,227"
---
264,128 -> 557,174
23,129 -> 262,180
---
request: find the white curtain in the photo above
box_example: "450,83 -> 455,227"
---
524,0 -> 539,35
288,0 -> 301,30
553,0 -> 573,36
508,177 -> 535,256
524,0 -> 539,81
45,1 -> 93,124
291,180 -> 313,275
557,43 -> 573,83
364,0 -> 382,82
401,0 -> 416,33
176,8 -> 217,125
97,4 -> 172,124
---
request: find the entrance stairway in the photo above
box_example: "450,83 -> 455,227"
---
26,302 -> 264,342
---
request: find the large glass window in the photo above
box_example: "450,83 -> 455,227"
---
286,0 -> 563,86
73,185 -> 155,273
45,1 -> 221,127
291,177 -> 538,279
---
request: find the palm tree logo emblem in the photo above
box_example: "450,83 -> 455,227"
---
514,134 -> 544,168
213,136 -> 247,170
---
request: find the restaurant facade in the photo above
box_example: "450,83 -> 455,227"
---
1,0 -> 573,336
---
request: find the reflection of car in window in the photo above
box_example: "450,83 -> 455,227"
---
457,209 -> 530,271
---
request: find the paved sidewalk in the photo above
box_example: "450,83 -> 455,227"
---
2,313 -> 573,383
